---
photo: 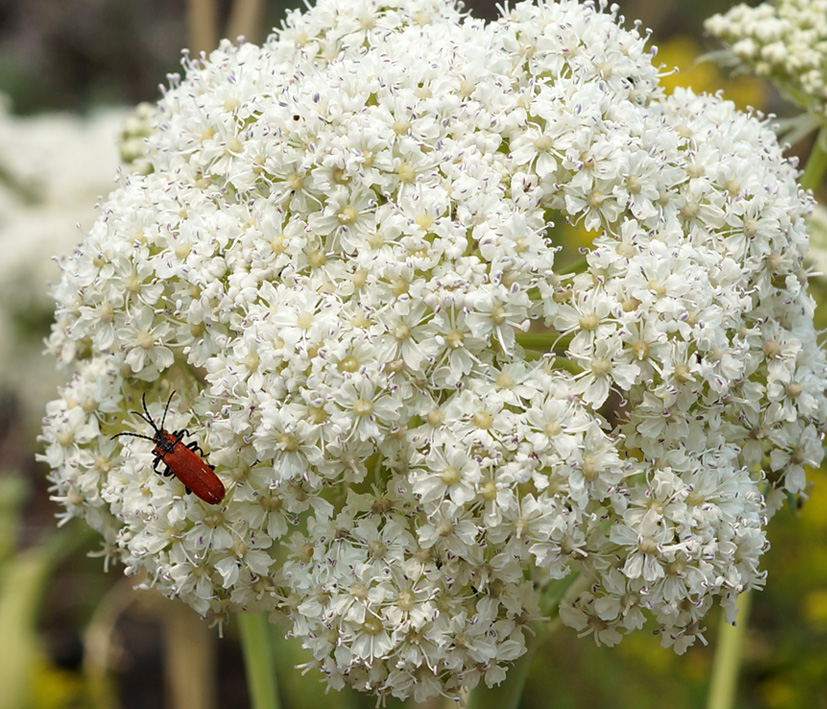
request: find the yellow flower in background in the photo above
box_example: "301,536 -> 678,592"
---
804,589 -> 827,630
658,36 -> 767,110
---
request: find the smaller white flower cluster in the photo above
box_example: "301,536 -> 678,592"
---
706,0 -> 827,117
119,102 -> 157,174
0,96 -> 127,423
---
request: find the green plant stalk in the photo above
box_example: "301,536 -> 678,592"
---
0,520 -> 93,709
706,591 -> 752,709
239,612 -> 281,709
800,124 -> 827,193
0,475 -> 27,562
465,618 -> 559,709
465,574 -> 580,709
515,332 -> 558,352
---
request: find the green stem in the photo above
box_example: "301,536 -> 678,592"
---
515,332 -> 557,351
800,124 -> 827,193
557,254 -> 589,276
706,591 -> 752,709
466,574 -> 580,709
515,331 -> 577,362
0,520 -> 94,709
465,619 -> 558,709
239,612 -> 281,709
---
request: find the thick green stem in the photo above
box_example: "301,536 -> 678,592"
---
164,604 -> 217,709
465,574 -> 580,709
514,331 -> 578,365
239,612 -> 281,709
706,591 -> 752,709
558,254 -> 589,276
465,619 -> 559,709
800,124 -> 827,193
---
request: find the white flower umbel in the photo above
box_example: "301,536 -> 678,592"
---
41,0 -> 827,701
706,0 -> 827,119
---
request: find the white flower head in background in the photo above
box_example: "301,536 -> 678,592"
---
706,0 -> 827,118
40,0 -> 827,701
0,97 -> 130,425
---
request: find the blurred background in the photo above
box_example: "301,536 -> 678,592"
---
0,1 -> 825,707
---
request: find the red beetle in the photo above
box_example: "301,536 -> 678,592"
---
112,392 -> 225,505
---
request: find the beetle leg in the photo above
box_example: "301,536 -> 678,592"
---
186,440 -> 208,457
187,444 -> 216,471
187,443 -> 216,471
152,456 -> 174,478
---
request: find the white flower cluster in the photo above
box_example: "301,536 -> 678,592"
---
706,0 -> 827,117
118,101 -> 157,174
41,0 -> 827,701
0,96 -> 128,425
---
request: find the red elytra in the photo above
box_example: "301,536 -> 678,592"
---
112,392 -> 225,505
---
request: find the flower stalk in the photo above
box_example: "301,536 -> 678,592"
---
239,613 -> 281,709
706,592 -> 752,709
227,0 -> 265,44
466,618 -> 561,709
800,125 -> 827,193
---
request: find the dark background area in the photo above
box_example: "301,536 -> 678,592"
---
0,0 -> 745,114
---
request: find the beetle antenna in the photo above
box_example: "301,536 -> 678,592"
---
124,393 -> 159,431
111,431 -> 156,443
139,392 -> 156,429
160,391 -> 175,430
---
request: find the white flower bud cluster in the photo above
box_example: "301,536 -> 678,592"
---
119,102 -> 157,174
40,0 -> 827,701
706,0 -> 827,117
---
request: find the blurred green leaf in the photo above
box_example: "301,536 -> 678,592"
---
0,519 -> 94,709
